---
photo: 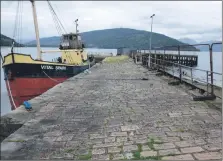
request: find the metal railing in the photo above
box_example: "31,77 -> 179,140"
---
131,42 -> 222,98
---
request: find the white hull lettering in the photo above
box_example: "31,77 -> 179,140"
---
56,66 -> 66,70
41,65 -> 54,70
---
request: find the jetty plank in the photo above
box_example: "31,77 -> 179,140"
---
1,58 -> 221,160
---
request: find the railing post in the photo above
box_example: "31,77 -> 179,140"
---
190,68 -> 193,85
206,71 -> 209,94
148,54 -> 151,68
163,50 -> 165,72
178,45 -> 182,82
209,45 -> 214,95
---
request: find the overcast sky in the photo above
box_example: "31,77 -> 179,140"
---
1,1 -> 222,42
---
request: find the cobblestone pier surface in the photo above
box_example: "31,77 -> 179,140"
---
1,58 -> 222,160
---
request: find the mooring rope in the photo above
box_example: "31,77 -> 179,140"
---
0,52 -> 3,61
42,71 -> 62,83
5,75 -> 17,109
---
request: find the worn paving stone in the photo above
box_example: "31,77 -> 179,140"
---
174,141 -> 192,148
116,137 -> 128,142
76,148 -> 89,155
92,148 -> 106,155
55,134 -> 73,141
110,132 -> 127,137
92,154 -> 110,160
108,147 -> 121,153
65,141 -> 79,148
142,145 -> 150,151
154,143 -> 175,150
44,130 -> 63,137
193,152 -> 222,160
135,139 -> 148,144
105,137 -> 116,143
159,148 -> 181,156
63,153 -> 74,160
90,134 -> 106,139
52,141 -> 66,149
202,144 -> 222,151
93,142 -> 122,148
123,141 -> 134,146
140,151 -> 157,157
123,145 -> 138,152
91,138 -> 104,144
124,152 -> 134,159
162,154 -> 194,160
162,137 -> 181,142
112,153 -> 125,160
121,125 -> 139,131
181,146 -> 204,154
1,60 -> 221,159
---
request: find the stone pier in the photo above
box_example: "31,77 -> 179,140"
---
1,57 -> 222,160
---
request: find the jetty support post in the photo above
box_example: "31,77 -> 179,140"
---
190,68 -> 193,85
209,44 -> 214,96
178,45 -> 182,82
206,71 -> 209,94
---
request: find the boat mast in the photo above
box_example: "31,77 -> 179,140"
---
30,0 -> 42,60
74,19 -> 78,34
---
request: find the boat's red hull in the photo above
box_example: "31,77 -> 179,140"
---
5,77 -> 68,110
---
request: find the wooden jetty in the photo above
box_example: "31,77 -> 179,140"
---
138,53 -> 198,67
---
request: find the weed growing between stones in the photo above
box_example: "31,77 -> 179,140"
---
78,151 -> 92,160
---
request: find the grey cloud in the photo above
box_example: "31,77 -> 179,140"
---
1,1 -> 222,42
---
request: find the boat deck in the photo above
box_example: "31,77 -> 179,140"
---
1,57 -> 222,160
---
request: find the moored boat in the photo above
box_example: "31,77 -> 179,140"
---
2,1 -> 95,110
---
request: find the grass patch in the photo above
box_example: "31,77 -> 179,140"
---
109,153 -> 114,160
147,138 -> 155,150
141,156 -> 162,160
166,153 -> 177,156
118,145 -> 124,153
154,141 -> 163,144
133,151 -> 141,159
103,56 -> 129,63
78,154 -> 91,160
78,152 -> 92,160
148,136 -> 163,144
6,139 -> 25,142
137,144 -> 142,152
64,148 -> 75,153
132,152 -> 162,160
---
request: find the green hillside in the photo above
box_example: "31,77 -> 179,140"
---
0,34 -> 24,47
26,28 -> 198,51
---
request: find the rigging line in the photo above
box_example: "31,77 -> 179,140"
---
47,0 -> 67,34
52,2 -> 68,33
49,6 -> 62,36
47,1 -> 62,36
19,1 -> 23,49
18,1 -> 21,52
13,1 -> 19,39
17,1 -> 21,53
47,1 -> 63,35
12,1 -> 19,53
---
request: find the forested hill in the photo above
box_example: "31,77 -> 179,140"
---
0,34 -> 24,47
26,28 -> 198,51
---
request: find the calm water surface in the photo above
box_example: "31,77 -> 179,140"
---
1,47 -> 222,116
